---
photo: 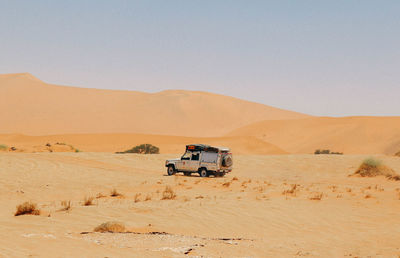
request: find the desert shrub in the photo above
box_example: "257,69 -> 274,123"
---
83,196 -> 94,206
314,149 -> 343,155
353,158 -> 399,180
116,144 -> 159,154
395,151 -> 400,157
15,202 -> 40,216
0,144 -> 8,151
94,221 -> 126,233
161,186 -> 176,200
362,157 -> 382,168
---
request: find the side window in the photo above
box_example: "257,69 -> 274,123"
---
181,151 -> 191,160
191,153 -> 199,161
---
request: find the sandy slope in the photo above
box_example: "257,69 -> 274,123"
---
0,152 -> 399,257
0,133 -> 286,155
228,116 -> 400,155
0,73 -> 309,136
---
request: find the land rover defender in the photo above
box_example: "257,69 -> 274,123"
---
165,144 -> 233,177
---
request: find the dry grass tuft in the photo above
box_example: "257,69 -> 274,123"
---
83,196 -> 95,206
232,177 -> 238,181
96,193 -> 106,199
195,195 -> 204,199
222,181 -> 231,187
15,202 -> 40,216
364,193 -> 372,199
94,221 -> 126,233
60,200 -> 72,211
134,193 -> 141,203
309,192 -> 323,201
110,188 -> 123,197
144,194 -> 152,201
254,186 -> 266,193
282,184 -> 298,197
161,186 -> 176,200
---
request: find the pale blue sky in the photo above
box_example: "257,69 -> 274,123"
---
1,1 -> 399,116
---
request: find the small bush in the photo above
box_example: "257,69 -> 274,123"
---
395,151 -> 400,157
94,221 -> 126,233
161,186 -> 176,200
362,158 -> 382,168
314,149 -> 343,155
0,144 -> 8,151
83,196 -> 94,206
116,144 -> 159,154
353,158 -> 400,181
15,202 -> 40,216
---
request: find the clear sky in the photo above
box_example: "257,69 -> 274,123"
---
1,0 -> 399,116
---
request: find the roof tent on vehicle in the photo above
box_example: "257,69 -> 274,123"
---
186,144 -> 219,153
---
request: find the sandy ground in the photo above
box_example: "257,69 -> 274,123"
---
0,152 -> 399,257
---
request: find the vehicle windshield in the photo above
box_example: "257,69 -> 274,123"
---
181,151 -> 191,160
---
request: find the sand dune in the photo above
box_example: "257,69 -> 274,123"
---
1,152 -> 399,257
0,73 -> 309,137
228,116 -> 400,154
0,133 -> 286,155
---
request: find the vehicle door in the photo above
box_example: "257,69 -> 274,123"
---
176,151 -> 192,171
188,152 -> 201,171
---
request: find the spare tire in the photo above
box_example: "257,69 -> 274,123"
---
222,156 -> 232,167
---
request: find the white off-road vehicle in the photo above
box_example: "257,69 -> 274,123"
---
165,144 -> 233,177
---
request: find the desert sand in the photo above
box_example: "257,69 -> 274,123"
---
0,153 -> 399,257
1,72 -> 400,257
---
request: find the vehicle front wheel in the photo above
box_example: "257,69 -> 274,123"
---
167,165 -> 176,176
199,168 -> 208,177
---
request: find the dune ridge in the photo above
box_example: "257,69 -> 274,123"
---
228,116 -> 400,154
0,73 -> 309,137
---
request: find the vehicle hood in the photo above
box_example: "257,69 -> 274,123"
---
166,159 -> 180,162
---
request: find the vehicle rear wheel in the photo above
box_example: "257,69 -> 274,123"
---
167,165 -> 176,176
199,168 -> 208,177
